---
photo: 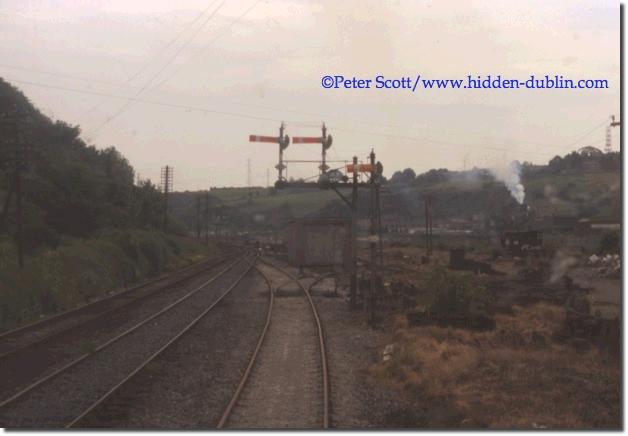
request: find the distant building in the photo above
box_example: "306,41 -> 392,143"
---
576,218 -> 621,232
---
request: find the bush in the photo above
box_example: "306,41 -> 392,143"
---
419,267 -> 494,317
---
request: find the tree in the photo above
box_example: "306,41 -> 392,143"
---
390,168 -> 416,184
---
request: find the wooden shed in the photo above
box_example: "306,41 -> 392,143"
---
285,218 -> 352,269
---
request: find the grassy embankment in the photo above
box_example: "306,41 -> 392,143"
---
0,229 -> 218,330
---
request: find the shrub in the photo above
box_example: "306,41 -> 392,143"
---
419,267 -> 494,318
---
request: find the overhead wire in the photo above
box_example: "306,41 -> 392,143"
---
87,0 -> 226,137
7,76 -> 610,160
151,0 -> 263,90
87,0 -> 260,137
77,1 -> 221,124
0,63 -> 142,90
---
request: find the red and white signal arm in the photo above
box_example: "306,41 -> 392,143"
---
292,136 -> 323,144
249,135 -> 279,143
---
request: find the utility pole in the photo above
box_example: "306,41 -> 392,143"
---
606,115 -> 621,152
160,165 -> 173,231
350,155 -> 358,310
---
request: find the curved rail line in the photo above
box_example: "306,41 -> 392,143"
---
0,252 -> 237,359
217,263 -> 275,428
218,258 -> 330,429
0,255 -> 248,419
66,256 -> 256,428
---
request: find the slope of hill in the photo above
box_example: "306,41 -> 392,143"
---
170,152 -> 620,235
0,79 -> 214,329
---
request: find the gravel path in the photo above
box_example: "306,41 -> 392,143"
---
0,257 -> 251,428
0,256 -> 235,402
75,268 -> 268,428
224,263 -> 322,429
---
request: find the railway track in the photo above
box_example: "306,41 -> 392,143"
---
217,258 -> 330,429
0,254 -> 254,428
0,252 -> 236,357
0,253 -> 238,401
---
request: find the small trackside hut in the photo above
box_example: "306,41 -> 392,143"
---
285,218 -> 352,269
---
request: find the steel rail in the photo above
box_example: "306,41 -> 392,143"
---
254,258 -> 330,429
0,255 -> 246,411
0,254 -> 236,362
0,252 -> 235,341
66,256 -> 257,428
216,263 -> 275,428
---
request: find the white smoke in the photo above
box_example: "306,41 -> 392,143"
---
489,160 -> 525,204
549,250 -> 578,283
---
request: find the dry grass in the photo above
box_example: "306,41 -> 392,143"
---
370,303 -> 620,429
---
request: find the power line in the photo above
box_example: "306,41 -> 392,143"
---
125,0 -> 222,85
9,76 -> 589,159
87,1 -> 226,137
152,0 -> 263,90
79,0 -> 221,125
563,118 -> 610,149
0,63 -> 142,90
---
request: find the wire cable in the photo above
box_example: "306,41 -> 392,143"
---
86,1 -> 227,137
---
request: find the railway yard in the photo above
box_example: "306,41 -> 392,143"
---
0,228 -> 621,429
0,136 -> 621,430
0,248 -> 399,429
0,2 -> 621,429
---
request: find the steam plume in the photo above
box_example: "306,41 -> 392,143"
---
490,160 -> 525,204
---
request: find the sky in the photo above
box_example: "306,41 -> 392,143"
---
0,0 -> 620,190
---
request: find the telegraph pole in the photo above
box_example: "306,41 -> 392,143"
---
160,166 -> 173,231
350,155 -> 358,309
606,115 -> 621,152
204,190 -> 210,245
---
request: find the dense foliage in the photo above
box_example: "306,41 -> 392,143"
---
0,78 -> 166,252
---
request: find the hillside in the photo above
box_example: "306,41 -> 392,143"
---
0,78 -> 170,250
0,79 -> 215,329
170,152 -> 620,234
